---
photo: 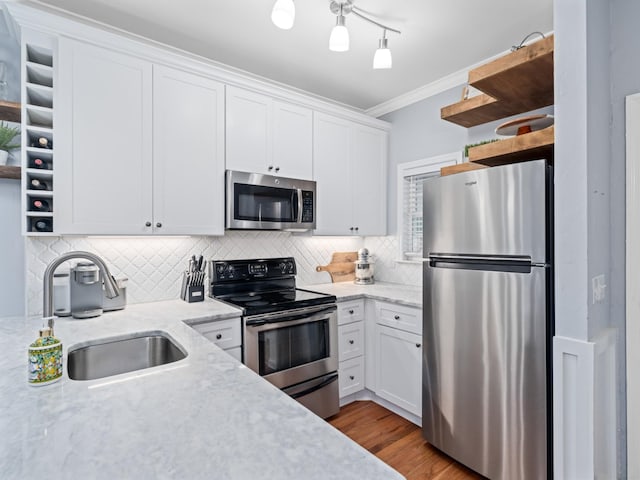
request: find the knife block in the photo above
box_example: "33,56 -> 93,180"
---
185,285 -> 204,303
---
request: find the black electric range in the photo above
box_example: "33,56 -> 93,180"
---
208,257 -> 336,316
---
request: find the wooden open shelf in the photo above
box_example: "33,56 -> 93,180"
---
0,101 -> 21,123
441,35 -> 554,128
468,126 -> 554,166
0,165 -> 21,180
440,162 -> 488,177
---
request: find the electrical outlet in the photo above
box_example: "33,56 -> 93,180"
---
592,274 -> 607,304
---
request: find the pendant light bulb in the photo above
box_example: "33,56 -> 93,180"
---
329,13 -> 349,52
271,0 -> 295,30
373,35 -> 392,69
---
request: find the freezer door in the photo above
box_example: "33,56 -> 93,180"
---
422,262 -> 548,480
422,159 -> 549,262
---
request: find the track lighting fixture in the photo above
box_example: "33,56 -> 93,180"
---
271,0 -> 295,30
270,0 -> 400,69
329,3 -> 349,52
373,30 -> 392,69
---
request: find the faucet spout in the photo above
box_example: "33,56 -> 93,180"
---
43,251 -> 120,318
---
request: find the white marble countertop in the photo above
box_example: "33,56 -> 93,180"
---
303,281 -> 422,308
0,298 -> 404,480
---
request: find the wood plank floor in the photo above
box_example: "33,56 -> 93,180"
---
328,401 -> 485,480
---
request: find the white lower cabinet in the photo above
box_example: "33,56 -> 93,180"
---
337,299 -> 366,398
190,317 -> 242,360
375,324 -> 423,417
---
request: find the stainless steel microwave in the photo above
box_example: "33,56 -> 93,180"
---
225,170 -> 316,231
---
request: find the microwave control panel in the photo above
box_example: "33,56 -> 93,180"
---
301,190 -> 314,223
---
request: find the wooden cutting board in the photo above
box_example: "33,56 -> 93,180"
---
316,251 -> 358,282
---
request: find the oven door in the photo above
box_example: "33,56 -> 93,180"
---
243,305 -> 338,389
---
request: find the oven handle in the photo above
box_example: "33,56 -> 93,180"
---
287,373 -> 339,400
245,305 -> 337,326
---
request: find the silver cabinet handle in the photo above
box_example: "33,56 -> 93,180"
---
275,166 -> 280,173
394,315 -> 400,320
355,227 -> 359,232
416,343 -> 421,348
145,221 -> 151,227
216,333 -> 222,340
348,339 -> 354,345
156,222 -> 162,228
268,165 -> 274,171
349,227 -> 354,231
349,309 -> 354,314
349,375 -> 355,380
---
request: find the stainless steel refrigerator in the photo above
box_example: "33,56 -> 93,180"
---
422,159 -> 552,480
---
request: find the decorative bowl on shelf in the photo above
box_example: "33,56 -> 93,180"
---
495,114 -> 554,136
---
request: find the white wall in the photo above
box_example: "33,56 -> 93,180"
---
0,23 -> 23,317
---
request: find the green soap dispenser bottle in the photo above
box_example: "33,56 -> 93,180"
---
28,319 -> 63,386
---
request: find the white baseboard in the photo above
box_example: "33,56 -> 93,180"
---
340,389 -> 421,427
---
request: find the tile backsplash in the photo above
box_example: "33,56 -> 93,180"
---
26,232 -> 421,315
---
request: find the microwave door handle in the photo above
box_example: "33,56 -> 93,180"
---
296,188 -> 303,223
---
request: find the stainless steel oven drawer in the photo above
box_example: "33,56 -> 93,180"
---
283,372 -> 340,419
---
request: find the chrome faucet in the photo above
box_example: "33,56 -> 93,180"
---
43,251 -> 120,318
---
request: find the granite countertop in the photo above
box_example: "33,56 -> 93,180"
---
0,298 -> 404,480
303,281 -> 422,308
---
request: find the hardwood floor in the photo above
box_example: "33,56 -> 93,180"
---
328,401 -> 484,480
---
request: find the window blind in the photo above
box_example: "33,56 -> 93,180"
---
402,172 -> 436,258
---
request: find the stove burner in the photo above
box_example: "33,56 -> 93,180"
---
231,295 -> 262,302
246,300 -> 269,307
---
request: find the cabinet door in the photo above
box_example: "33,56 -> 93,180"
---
56,38 -> 153,234
351,124 -> 387,236
376,324 -> 422,416
226,86 -> 271,174
272,100 -> 312,180
313,112 -> 353,235
153,65 -> 225,235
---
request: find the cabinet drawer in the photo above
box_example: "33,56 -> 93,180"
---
337,299 -> 365,325
376,302 -> 422,335
339,357 -> 365,398
191,317 -> 242,350
338,320 -> 364,361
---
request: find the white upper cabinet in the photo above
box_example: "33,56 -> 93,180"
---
313,113 -> 353,234
56,38 -> 225,235
56,38 -> 153,235
313,112 -> 388,236
226,85 -> 313,180
152,65 -> 225,235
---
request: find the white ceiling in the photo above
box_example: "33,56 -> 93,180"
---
29,0 -> 553,112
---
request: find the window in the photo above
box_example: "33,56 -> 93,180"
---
397,152 -> 462,261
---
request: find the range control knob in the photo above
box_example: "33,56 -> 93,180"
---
216,264 -> 226,275
286,261 -> 294,273
279,262 -> 287,273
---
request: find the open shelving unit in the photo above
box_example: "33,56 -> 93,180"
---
440,35 -> 554,172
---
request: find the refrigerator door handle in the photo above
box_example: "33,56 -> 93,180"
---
427,253 -> 534,273
428,253 -> 531,263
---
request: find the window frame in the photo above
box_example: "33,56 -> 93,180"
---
396,152 -> 462,262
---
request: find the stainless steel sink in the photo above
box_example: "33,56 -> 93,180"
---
67,331 -> 187,381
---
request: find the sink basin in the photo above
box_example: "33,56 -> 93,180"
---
67,331 -> 187,381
